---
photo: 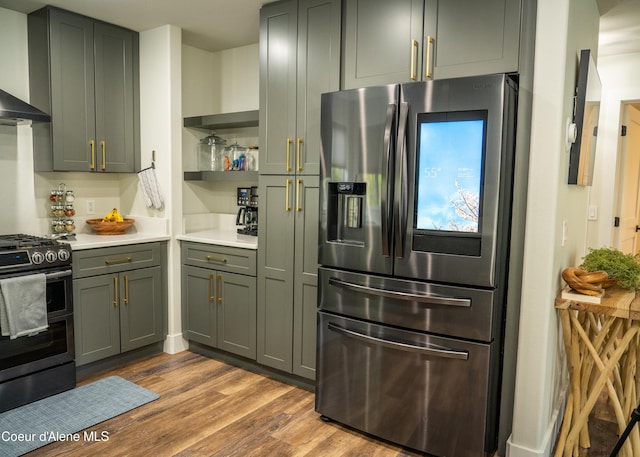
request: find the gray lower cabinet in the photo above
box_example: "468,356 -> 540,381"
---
257,175 -> 319,379
342,0 -> 521,89
181,243 -> 257,360
28,6 -> 140,172
72,243 -> 166,366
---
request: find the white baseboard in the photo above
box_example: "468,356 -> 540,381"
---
163,333 -> 188,354
506,394 -> 567,457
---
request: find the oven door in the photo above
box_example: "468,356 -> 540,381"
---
0,267 -> 74,383
315,311 -> 498,457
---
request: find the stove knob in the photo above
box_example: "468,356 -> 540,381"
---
32,251 -> 45,265
58,249 -> 70,262
45,250 -> 57,263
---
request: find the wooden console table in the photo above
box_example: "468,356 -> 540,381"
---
554,287 -> 640,457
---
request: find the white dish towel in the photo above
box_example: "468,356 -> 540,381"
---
137,166 -> 164,210
0,273 -> 48,339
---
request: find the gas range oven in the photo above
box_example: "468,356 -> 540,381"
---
0,234 -> 75,413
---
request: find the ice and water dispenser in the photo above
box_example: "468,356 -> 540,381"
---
327,182 -> 366,246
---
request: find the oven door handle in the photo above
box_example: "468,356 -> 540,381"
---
328,277 -> 471,307
45,269 -> 72,280
327,322 -> 469,360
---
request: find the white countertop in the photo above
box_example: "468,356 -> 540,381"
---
57,213 -> 258,250
177,229 -> 257,250
61,216 -> 171,250
63,232 -> 172,250
176,213 -> 258,250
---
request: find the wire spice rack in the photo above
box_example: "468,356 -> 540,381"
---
48,183 -> 76,236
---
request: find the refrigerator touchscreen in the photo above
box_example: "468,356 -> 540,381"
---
415,111 -> 486,234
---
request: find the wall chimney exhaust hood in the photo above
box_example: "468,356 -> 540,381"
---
0,89 -> 51,125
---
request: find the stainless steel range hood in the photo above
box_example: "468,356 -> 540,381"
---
0,89 -> 51,125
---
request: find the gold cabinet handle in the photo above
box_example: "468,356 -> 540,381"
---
296,138 -> 303,172
113,276 -> 118,307
208,273 -> 214,303
286,138 -> 293,172
410,39 -> 419,80
124,275 -> 129,305
296,179 -> 303,212
101,140 -> 106,170
105,257 -> 133,265
285,179 -> 292,212
205,255 -> 227,263
425,36 -> 434,79
217,274 -> 222,303
90,140 -> 96,170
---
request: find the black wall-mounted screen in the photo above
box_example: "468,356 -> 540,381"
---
568,49 -> 601,186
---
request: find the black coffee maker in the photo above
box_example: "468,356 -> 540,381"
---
236,186 -> 258,236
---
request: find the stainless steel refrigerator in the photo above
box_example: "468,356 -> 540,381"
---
315,74 -> 518,457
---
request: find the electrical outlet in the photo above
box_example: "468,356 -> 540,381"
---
86,199 -> 96,215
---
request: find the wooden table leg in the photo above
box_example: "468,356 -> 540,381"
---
563,314 -> 639,457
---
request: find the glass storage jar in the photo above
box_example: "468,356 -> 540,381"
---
198,134 -> 227,171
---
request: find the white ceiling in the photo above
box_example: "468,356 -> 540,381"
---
0,0 -> 270,52
597,0 -> 640,57
0,0 -> 637,56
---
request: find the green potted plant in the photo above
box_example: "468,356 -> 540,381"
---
581,247 -> 640,290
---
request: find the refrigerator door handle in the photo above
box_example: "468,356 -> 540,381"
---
394,102 -> 409,258
381,103 -> 397,257
328,277 -> 471,307
327,322 -> 469,360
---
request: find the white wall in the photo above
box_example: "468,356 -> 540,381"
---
181,43 -> 259,217
590,51 -> 640,250
507,0 -> 600,456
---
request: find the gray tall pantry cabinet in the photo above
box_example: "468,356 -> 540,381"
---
72,243 -> 167,366
28,7 -> 140,172
258,0 -> 340,379
342,0 -> 521,89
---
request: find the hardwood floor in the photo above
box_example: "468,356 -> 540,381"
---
23,351 -> 624,457
25,352 -> 423,457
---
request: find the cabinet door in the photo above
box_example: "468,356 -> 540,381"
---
257,176 -> 296,371
49,9 -> 96,171
94,23 -> 138,172
292,177 -> 319,379
295,0 -> 341,176
217,271 -> 257,360
182,265 -> 217,346
120,266 -> 164,352
73,275 -> 119,366
259,1 -> 298,175
423,0 -> 520,79
342,0 -> 424,89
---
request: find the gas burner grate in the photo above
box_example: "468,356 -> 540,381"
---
0,234 -> 57,250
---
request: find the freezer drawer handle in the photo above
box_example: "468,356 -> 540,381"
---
327,322 -> 469,360
328,277 -> 471,307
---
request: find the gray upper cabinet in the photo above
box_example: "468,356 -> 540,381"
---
342,0 -> 424,88
423,0 -> 521,80
342,0 -> 521,89
28,7 -> 140,172
259,0 -> 341,175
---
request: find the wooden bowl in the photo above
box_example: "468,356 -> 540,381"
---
86,218 -> 135,235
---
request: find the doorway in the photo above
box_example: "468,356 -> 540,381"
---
614,102 -> 640,254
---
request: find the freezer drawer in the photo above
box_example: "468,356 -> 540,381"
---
319,267 -> 500,342
315,312 -> 498,457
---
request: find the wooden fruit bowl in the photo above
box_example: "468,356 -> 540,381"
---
86,218 -> 135,235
